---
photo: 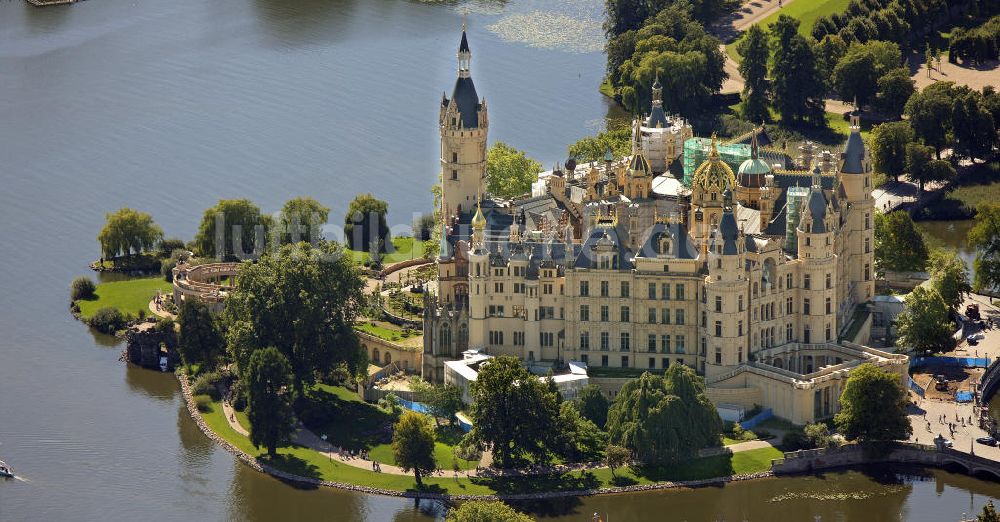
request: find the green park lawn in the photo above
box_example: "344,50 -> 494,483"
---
346,237 -> 429,265
75,276 -> 172,319
354,321 -> 419,343
726,0 -> 851,60
369,424 -> 479,471
915,161 -> 1000,220
198,388 -> 782,495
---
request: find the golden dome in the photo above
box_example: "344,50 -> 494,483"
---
692,134 -> 737,193
471,202 -> 486,231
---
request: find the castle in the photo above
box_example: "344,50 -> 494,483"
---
422,29 -> 907,424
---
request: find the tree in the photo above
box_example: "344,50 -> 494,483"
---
815,34 -> 848,87
874,211 -> 928,275
979,500 -> 1000,522
875,68 -> 915,119
553,401 -> 608,463
246,347 -> 297,457
464,356 -> 560,469
895,286 -> 955,354
575,384 -> 610,429
177,299 -> 222,367
952,90 -> 998,162
445,501 -> 534,522
606,366 -> 722,465
414,381 -> 464,426
919,159 -> 957,189
604,444 -> 631,478
194,199 -> 269,261
803,422 -> 835,449
485,142 -> 543,200
603,0 -> 649,38
568,127 -> 632,163
70,276 -> 96,301
969,204 -> 1000,293
833,46 -> 879,106
97,208 -> 164,261
928,249 -> 971,312
834,363 -> 912,442
770,16 -> 825,125
412,213 -> 435,241
905,142 -> 935,189
223,242 -> 366,395
344,193 -> 390,254
869,121 -> 914,183
737,24 -> 770,123
905,84 -> 954,158
278,197 -> 329,245
391,411 -> 437,485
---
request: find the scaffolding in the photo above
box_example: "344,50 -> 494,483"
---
785,187 -> 810,253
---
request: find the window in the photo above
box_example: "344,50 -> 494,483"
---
865,212 -> 871,229
786,273 -> 793,289
826,323 -> 832,341
676,335 -> 686,354
786,323 -> 793,341
715,347 -> 722,364
580,354 -> 589,364
621,281 -> 630,298
826,273 -> 832,289
662,334 -> 671,353
804,325 -> 811,344
601,332 -> 610,350
786,297 -> 793,315
601,306 -> 609,322
701,310 -> 707,327
513,332 -> 524,346
715,295 -> 722,312
580,281 -> 589,297
620,332 -> 630,351
738,346 -> 743,363
803,298 -> 811,315
662,358 -> 670,369
648,334 -> 657,352
648,283 -> 656,299
675,284 -> 685,300
676,309 -> 685,325
620,306 -> 630,322
739,295 -> 744,312
539,306 -> 555,319
700,337 -> 707,356
621,356 -> 629,368
864,263 -> 871,281
648,308 -> 657,324
451,169 -> 458,180
662,283 -> 671,300
601,355 -> 608,367
715,320 -> 722,337
804,274 -> 811,289
543,283 -> 553,295
513,283 -> 524,294
738,320 -> 744,336
539,332 -> 554,347
601,281 -> 609,297
580,305 -> 590,322
661,308 -> 671,324
825,297 -> 832,315
649,357 -> 656,369
580,332 -> 590,350
452,152 -> 458,162
806,237 -> 811,247
494,282 -> 504,293
489,331 -> 504,345
865,237 -> 871,253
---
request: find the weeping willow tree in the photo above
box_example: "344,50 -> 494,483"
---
606,365 -> 722,465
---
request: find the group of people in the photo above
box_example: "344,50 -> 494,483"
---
922,411 -> 976,438
339,448 -> 382,472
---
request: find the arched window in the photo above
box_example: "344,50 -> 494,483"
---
373,348 -> 380,364
458,323 -> 469,351
384,352 -> 392,365
440,323 -> 452,353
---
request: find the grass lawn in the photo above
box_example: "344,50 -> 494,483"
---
726,0 -> 851,59
369,425 -> 479,470
75,276 -> 172,319
354,321 -> 419,343
199,394 -> 781,495
346,237 -> 429,265
915,161 -> 1000,220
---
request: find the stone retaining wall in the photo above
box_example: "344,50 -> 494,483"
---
178,373 -> 775,500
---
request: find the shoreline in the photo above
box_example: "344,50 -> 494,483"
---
177,372 -> 776,500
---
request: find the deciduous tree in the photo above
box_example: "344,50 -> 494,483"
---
737,24 -> 770,123
895,286 -> 955,354
553,402 -> 607,463
834,363 -> 912,442
414,381 -> 464,426
178,299 -> 222,367
905,83 -> 954,158
575,384 -> 610,429
445,501 -> 534,522
969,204 -> 1000,293
604,444 -> 631,478
246,347 -> 296,457
874,211 -> 928,275
928,249 -> 971,312
344,194 -> 390,254
869,121 -> 914,183
194,199 -> 269,261
98,208 -> 164,261
486,142 -> 543,200
392,411 -> 437,485
875,68 -> 915,119
770,16 -> 825,125
278,197 -> 330,245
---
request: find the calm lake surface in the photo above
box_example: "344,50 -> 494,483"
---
1,0 -> 998,520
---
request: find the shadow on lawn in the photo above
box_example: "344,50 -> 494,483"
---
634,453 -> 736,483
297,386 -> 394,451
471,470 -> 602,496
257,450 -> 323,485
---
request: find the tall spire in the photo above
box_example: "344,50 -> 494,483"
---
458,18 -> 471,78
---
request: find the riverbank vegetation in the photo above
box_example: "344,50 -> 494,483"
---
72,276 -> 171,321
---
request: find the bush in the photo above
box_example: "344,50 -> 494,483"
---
158,238 -> 187,257
154,317 -> 175,334
193,394 -> 213,412
87,307 -> 127,334
71,276 -> 97,301
782,429 -> 809,451
192,371 -> 224,401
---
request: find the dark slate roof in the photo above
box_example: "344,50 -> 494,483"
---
575,226 -> 634,270
807,188 -> 828,233
636,221 -> 697,259
459,30 -> 470,53
630,153 -> 651,173
647,106 -> 669,128
840,130 -> 866,174
764,205 -> 788,236
449,77 -> 481,129
714,210 -> 740,255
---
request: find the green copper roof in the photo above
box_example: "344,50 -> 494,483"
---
738,157 -> 771,176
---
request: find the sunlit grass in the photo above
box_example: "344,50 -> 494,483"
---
75,277 -> 172,319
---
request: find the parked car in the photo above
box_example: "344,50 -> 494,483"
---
976,436 -> 998,446
967,335 -> 980,346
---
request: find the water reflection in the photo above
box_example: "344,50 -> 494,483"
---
124,364 -> 178,402
177,404 -> 215,470
87,327 -> 123,348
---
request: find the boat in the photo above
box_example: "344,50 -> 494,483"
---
0,460 -> 13,478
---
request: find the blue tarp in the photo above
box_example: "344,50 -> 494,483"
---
956,391 -> 974,403
740,408 -> 773,430
398,399 -> 432,415
911,356 -> 992,369
909,376 -> 926,398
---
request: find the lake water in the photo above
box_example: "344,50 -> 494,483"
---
1,0 -> 999,520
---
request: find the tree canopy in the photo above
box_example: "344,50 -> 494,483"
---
969,204 -> 1000,293
178,299 -> 222,367
575,384 -> 610,429
223,242 -> 366,394
874,211 -> 928,275
485,142 -> 543,200
769,16 -> 825,125
464,356 -> 560,469
98,208 -> 163,261
246,346 -> 297,457
737,24 -> 770,123
194,199 -> 270,261
279,197 -> 330,245
869,121 -> 914,183
606,366 -> 721,465
552,401 -> 608,463
568,127 -> 632,164
834,363 -> 911,443
875,67 -> 914,119
344,193 -> 390,254
445,501 -> 534,522
895,286 -> 955,354
391,411 -> 437,485
927,249 -> 971,312
413,380 -> 464,426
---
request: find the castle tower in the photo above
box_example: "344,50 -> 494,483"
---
838,109 -> 875,304
797,166 -> 838,345
689,135 -> 737,259
440,26 -> 488,223
703,189 -> 748,380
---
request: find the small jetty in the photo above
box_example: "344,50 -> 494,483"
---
26,0 -> 76,6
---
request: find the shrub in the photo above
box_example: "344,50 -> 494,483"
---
782,429 -> 809,451
192,371 -> 224,401
193,394 -> 213,412
71,276 -> 97,301
154,317 -> 175,334
87,307 -> 127,334
158,238 -> 186,257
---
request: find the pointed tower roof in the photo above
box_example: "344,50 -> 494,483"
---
472,200 -> 486,230
448,26 -> 481,129
646,70 -> 669,129
459,29 -> 470,53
